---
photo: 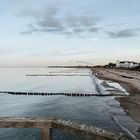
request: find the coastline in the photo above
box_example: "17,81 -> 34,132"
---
92,68 -> 140,124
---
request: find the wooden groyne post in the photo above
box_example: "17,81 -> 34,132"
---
0,91 -> 125,97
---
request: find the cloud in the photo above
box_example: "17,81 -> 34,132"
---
88,27 -> 99,33
75,61 -> 93,65
21,31 -> 32,35
21,24 -> 38,34
107,29 -> 137,38
19,3 -> 101,37
49,50 -> 96,56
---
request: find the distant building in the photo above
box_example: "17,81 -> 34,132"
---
116,60 -> 139,68
105,63 -> 116,68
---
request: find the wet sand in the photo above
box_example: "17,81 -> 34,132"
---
92,68 -> 140,124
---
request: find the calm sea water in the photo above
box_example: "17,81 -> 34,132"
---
0,67 -> 139,140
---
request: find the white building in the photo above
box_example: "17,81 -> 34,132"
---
116,60 -> 139,68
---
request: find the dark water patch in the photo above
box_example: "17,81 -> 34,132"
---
0,128 -> 41,140
53,129 -> 85,140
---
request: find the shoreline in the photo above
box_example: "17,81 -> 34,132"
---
92,68 -> 140,124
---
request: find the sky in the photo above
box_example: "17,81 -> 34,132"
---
0,0 -> 140,66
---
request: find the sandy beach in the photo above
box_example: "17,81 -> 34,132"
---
92,68 -> 140,124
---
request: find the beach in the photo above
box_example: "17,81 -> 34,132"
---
92,68 -> 140,124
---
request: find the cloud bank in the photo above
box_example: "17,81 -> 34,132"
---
19,1 -> 140,39
107,29 -> 137,38
19,3 -> 101,37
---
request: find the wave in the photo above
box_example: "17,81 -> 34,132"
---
111,116 -> 137,140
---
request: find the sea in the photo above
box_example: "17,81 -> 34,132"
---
0,67 -> 139,140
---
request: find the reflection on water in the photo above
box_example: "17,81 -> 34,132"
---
0,68 -> 96,94
0,68 -> 139,140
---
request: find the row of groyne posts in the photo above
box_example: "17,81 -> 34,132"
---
0,91 -> 116,97
0,117 -> 129,140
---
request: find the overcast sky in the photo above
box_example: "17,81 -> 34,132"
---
0,0 -> 140,66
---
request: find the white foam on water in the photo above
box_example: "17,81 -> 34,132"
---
106,81 -> 129,95
92,75 -> 129,95
111,116 -> 138,140
106,97 -> 140,140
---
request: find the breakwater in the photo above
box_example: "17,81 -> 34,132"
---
26,74 -> 89,76
0,91 -> 125,97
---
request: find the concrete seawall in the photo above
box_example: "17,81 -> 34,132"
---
0,117 -> 129,140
